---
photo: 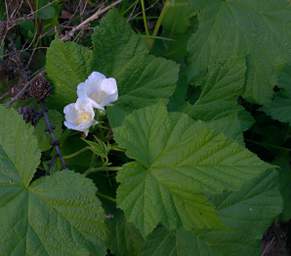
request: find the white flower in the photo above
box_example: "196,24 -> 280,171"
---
77,71 -> 118,110
63,98 -> 97,136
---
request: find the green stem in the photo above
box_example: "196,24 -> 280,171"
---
122,0 -> 138,15
96,192 -> 116,202
84,166 -> 122,176
63,147 -> 90,160
152,0 -> 170,37
140,0 -> 150,36
110,145 -> 125,152
141,34 -> 174,41
149,0 -> 170,48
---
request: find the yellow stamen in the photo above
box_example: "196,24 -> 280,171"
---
76,112 -> 91,125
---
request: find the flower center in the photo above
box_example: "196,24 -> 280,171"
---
90,90 -> 107,104
75,112 -> 91,125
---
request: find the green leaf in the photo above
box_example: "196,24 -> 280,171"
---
92,10 -> 179,127
143,170 -> 282,256
0,106 -> 107,255
262,65 -> 291,125
116,162 -> 220,237
113,103 -> 271,236
188,0 -> 291,104
37,0 -> 58,20
0,105 -> 41,186
152,0 -> 196,61
262,89 -> 291,125
188,57 -> 246,120
82,137 -> 110,162
162,0 -> 194,35
39,6 -> 56,20
205,110 -> 254,144
107,212 -> 144,256
46,39 -> 92,108
91,9 -> 148,75
19,20 -> 36,40
142,228 -> 178,256
184,57 -> 252,142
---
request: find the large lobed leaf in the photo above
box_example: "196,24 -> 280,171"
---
113,103 -> 271,236
188,0 -> 291,104
0,106 -> 107,255
143,171 -> 282,256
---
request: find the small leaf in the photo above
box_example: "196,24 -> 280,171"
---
39,6 -> 56,20
82,137 -> 109,162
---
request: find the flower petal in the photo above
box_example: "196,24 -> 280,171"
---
63,97 -> 96,135
87,71 -> 106,83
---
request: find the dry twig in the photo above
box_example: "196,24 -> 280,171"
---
61,0 -> 122,41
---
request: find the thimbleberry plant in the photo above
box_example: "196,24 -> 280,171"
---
1,1 -> 291,255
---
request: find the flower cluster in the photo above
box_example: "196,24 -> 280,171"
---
63,71 -> 118,136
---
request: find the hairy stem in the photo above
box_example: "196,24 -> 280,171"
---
40,101 -> 66,171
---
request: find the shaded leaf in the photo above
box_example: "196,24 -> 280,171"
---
107,212 -> 144,256
188,0 -> 291,104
